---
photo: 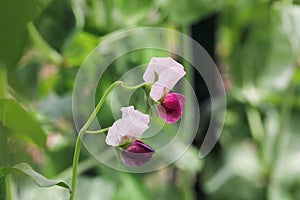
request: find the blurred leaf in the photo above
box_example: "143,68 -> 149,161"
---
257,4 -> 297,91
0,177 -> 5,200
0,0 -> 51,69
245,106 -> 264,144
0,99 -> 46,147
268,111 -> 300,200
63,31 -> 99,67
169,0 -> 226,25
174,146 -> 203,176
262,108 -> 279,171
114,0 -> 153,26
28,22 -> 63,65
279,4 -> 300,58
204,141 -> 263,199
39,93 -> 72,119
34,0 -> 75,52
222,2 -> 297,92
75,176 -> 115,200
220,1 -> 271,88
8,62 -> 39,99
18,183 -> 69,200
0,163 -> 70,192
114,173 -> 150,200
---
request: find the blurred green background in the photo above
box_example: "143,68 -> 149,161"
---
1,0 -> 300,199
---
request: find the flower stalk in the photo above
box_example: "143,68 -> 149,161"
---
85,127 -> 111,134
69,81 -> 148,200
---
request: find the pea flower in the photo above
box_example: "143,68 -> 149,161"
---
106,106 -> 154,167
143,57 -> 186,124
157,92 -> 185,124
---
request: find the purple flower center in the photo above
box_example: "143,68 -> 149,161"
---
121,139 -> 155,167
125,139 -> 155,153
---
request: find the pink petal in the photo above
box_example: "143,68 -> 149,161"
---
143,57 -> 186,101
121,106 -> 150,125
106,106 -> 150,146
149,83 -> 165,103
143,57 -> 176,83
157,92 -> 185,124
105,119 -> 133,146
121,140 -> 155,167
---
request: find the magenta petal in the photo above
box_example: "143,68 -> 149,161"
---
157,92 -> 185,124
121,140 -> 155,167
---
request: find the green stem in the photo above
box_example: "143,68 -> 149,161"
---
245,106 -> 264,145
271,81 -> 293,165
119,82 -> 149,90
267,68 -> 297,199
69,81 -> 148,200
27,22 -> 63,65
85,127 -> 110,134
0,67 -> 11,200
69,130 -> 83,200
0,67 -> 7,99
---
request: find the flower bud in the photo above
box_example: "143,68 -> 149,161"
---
157,92 -> 185,124
121,140 -> 155,167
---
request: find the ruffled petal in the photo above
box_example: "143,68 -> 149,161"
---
117,117 -> 149,139
106,106 -> 150,146
149,83 -> 165,103
105,119 -> 134,146
157,92 -> 185,124
143,57 -> 186,101
121,106 -> 150,125
143,57 -> 174,83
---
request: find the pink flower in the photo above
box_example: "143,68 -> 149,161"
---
143,57 -> 186,102
143,57 -> 186,124
157,92 -> 185,124
106,106 -> 154,167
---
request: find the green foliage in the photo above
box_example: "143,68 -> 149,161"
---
0,162 -> 70,197
33,0 -> 75,52
1,0 -> 300,199
63,31 -> 99,67
0,99 -> 46,147
169,0 -> 226,25
0,0 -> 51,69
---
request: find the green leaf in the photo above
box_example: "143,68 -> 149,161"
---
63,31 -> 99,67
280,5 -> 300,58
0,0 -> 52,69
257,4 -> 297,91
0,99 -> 46,147
174,146 -> 203,176
218,1 -> 268,88
169,0 -> 226,25
0,163 -> 70,191
114,0 -> 152,26
222,2 -> 296,92
33,0 -> 76,52
75,177 -> 115,200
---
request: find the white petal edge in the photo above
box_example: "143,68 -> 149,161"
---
149,66 -> 186,101
143,57 -> 185,83
106,106 -> 150,146
106,119 -> 128,146
121,106 -> 150,125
